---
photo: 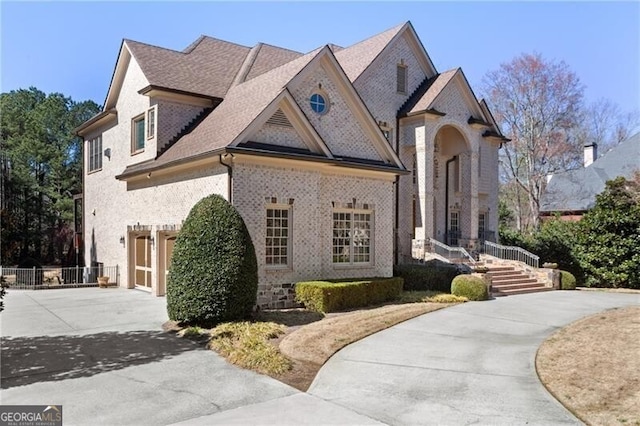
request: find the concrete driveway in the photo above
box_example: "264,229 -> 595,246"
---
0,288 -> 297,425
2,288 -> 638,425
308,290 -> 639,425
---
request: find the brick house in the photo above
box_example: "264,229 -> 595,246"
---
540,133 -> 640,221
75,22 -> 507,308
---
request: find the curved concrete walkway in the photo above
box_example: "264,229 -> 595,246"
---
307,290 -> 639,425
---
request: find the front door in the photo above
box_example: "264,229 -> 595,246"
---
134,235 -> 152,288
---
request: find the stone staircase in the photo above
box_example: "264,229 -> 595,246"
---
484,265 -> 552,297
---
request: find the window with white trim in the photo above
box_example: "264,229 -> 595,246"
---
146,107 -> 155,139
132,114 -> 145,154
397,63 -> 408,94
88,135 -> 102,172
332,209 -> 372,264
266,206 -> 290,267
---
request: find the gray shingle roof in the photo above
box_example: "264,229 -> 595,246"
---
334,23 -> 406,82
125,37 -> 251,99
398,68 -> 458,117
118,48 -> 323,177
116,23 -> 420,178
541,132 -> 640,213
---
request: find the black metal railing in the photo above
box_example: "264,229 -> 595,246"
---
0,265 -> 119,290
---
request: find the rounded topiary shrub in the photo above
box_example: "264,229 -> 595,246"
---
559,270 -> 576,290
167,194 -> 258,326
451,274 -> 489,301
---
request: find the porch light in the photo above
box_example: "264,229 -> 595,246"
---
119,236 -> 125,245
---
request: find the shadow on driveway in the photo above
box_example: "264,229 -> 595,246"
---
1,331 -> 203,389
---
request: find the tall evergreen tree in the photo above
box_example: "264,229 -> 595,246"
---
0,87 -> 100,264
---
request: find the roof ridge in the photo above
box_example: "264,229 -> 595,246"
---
124,38 -> 187,56
125,35 -> 252,57
232,43 -> 263,86
343,22 -> 406,49
257,42 -> 302,55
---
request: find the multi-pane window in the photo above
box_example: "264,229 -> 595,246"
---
332,210 -> 372,264
146,108 -> 155,139
449,211 -> 460,246
88,135 -> 102,172
478,213 -> 486,238
412,154 -> 417,185
310,93 -> 327,114
266,207 -> 290,267
397,64 -> 407,94
132,114 -> 145,153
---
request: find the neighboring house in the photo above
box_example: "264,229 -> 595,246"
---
75,22 -> 506,308
541,132 -> 640,221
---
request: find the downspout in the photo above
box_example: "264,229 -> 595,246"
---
394,118 -> 401,265
445,155 -> 457,245
219,153 -> 234,204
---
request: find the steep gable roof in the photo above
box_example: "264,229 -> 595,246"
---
334,23 -> 405,82
124,37 -> 250,99
118,43 -> 407,179
335,21 -> 437,83
118,48 -> 323,177
398,68 -> 459,117
244,44 -> 303,81
541,132 -> 640,213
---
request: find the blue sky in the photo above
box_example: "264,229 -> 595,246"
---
1,2 -> 638,115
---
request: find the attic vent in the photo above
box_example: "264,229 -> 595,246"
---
266,109 -> 293,127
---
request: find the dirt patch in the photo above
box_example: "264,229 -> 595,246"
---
536,306 -> 640,425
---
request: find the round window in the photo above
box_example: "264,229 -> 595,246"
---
310,93 -> 327,114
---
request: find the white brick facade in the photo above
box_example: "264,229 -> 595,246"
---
81,24 -> 502,309
291,67 -> 382,161
232,161 -> 394,308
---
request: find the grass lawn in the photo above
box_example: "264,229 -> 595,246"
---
536,306 -> 640,425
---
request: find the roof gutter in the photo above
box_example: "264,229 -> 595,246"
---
115,148 -> 226,180
74,108 -> 118,136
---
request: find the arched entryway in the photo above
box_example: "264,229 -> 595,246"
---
433,125 -> 471,246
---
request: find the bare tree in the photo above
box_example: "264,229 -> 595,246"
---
482,53 -> 585,230
576,98 -> 640,155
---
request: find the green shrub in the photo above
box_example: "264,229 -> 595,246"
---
166,194 -> 258,326
559,270 -> 577,290
451,275 -> 489,301
394,260 -> 462,293
295,277 -> 403,313
574,177 -> 640,289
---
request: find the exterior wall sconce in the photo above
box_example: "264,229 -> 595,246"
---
119,236 -> 125,245
104,148 -> 111,159
149,235 -> 155,246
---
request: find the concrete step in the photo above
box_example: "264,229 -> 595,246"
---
488,272 -> 528,280
493,286 -> 553,296
491,276 -> 537,284
491,274 -> 536,283
485,267 -> 515,273
491,281 -> 545,291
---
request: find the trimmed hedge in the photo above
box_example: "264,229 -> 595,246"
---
559,270 -> 577,290
394,260 -> 462,293
295,277 -> 403,313
451,275 -> 489,301
167,194 -> 258,326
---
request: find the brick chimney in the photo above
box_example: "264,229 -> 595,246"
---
584,143 -> 597,167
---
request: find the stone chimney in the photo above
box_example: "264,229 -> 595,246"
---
584,143 -> 597,167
